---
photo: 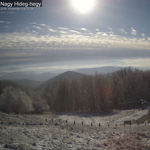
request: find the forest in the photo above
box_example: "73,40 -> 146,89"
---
43,67 -> 150,112
0,67 -> 150,114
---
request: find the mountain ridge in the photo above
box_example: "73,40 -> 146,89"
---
36,71 -> 85,91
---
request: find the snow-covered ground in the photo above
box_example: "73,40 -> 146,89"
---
0,109 -> 150,150
58,109 -> 149,126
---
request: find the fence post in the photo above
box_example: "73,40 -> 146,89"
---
99,123 -> 100,127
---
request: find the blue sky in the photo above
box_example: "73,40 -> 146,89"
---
0,0 -> 150,74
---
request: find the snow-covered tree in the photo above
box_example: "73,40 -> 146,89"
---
0,86 -> 34,114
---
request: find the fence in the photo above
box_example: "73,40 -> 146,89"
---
45,118 -> 149,128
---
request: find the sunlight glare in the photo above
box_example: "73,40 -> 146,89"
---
72,0 -> 95,14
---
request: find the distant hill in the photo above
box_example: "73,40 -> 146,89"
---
0,72 -> 56,82
0,80 -> 20,95
75,66 -> 123,75
13,79 -> 43,90
36,71 -> 85,91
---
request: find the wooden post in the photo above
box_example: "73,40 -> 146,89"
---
124,120 -> 131,126
99,123 -> 100,127
91,123 -> 92,127
66,120 -> 67,123
74,121 -> 75,124
82,122 -> 83,125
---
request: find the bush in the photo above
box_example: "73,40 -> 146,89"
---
0,86 -> 34,114
32,95 -> 50,114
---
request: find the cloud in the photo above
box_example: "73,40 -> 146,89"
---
58,27 -> 68,30
60,31 -> 66,34
80,28 -> 87,31
69,30 -> 81,34
40,24 -> 46,26
0,21 -> 5,23
131,27 -> 137,35
96,29 -> 99,31
141,33 -> 145,37
108,27 -> 113,30
30,22 -> 36,24
119,29 -> 127,34
6,22 -> 11,24
48,28 -> 56,32
33,26 -> 41,30
1,26 -> 150,68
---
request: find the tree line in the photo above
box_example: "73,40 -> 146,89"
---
43,68 -> 150,112
0,67 -> 150,114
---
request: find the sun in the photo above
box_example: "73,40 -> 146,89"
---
71,0 -> 95,14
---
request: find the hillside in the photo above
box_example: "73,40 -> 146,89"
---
75,66 -> 122,75
0,72 -> 56,82
36,71 -> 85,91
13,79 -> 43,90
0,109 -> 150,149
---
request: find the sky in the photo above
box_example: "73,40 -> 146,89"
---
0,0 -> 150,74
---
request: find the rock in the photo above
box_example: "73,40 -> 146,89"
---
8,122 -> 14,125
54,123 -> 58,126
4,144 -> 9,148
4,143 -> 18,149
76,135 -> 80,138
32,143 -> 36,146
104,143 -> 108,146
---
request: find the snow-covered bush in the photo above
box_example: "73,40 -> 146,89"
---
32,95 -> 50,114
0,86 -> 34,114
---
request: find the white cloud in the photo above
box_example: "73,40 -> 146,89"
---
0,21 -> 5,23
58,27 -> 68,30
80,28 -> 87,31
60,31 -> 66,34
69,30 -> 81,34
102,33 -> 108,36
131,28 -> 137,35
40,24 -> 46,26
119,29 -> 127,34
49,28 -> 56,32
108,27 -> 112,30
141,33 -> 145,37
0,27 -> 150,56
33,26 -> 41,30
30,22 -> 36,25
96,29 -> 99,31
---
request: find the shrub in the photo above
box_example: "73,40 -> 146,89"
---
0,86 -> 34,114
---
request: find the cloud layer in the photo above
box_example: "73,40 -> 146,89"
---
0,21 -> 150,72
